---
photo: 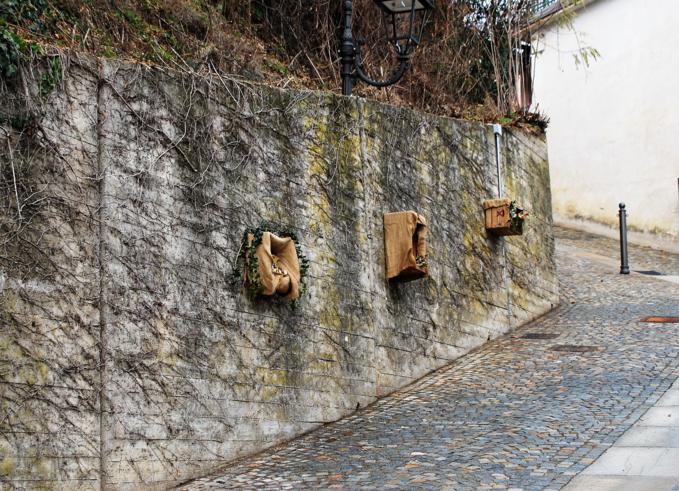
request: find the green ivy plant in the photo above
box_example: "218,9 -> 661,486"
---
0,25 -> 23,79
0,0 -> 48,81
509,201 -> 528,233
0,0 -> 49,26
233,221 -> 310,302
39,56 -> 61,96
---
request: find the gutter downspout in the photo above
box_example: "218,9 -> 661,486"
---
493,124 -> 513,329
494,124 -> 504,198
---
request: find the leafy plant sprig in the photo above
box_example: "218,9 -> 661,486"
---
509,201 -> 528,232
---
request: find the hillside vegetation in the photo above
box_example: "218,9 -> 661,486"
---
0,0 -> 549,126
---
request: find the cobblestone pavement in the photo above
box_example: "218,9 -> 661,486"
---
554,226 -> 679,275
182,227 -> 679,490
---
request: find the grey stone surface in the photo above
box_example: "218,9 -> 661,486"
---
638,407 -> 679,427
0,58 -> 102,488
616,426 -> 679,447
658,390 -> 679,406
184,228 -> 679,490
564,475 -> 679,491
582,448 -> 679,477
0,57 -> 557,488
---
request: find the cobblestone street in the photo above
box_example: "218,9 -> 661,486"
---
183,227 -> 679,490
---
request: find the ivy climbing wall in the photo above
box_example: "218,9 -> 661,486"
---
0,56 -> 558,489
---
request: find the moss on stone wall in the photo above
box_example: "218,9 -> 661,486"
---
0,57 -> 557,489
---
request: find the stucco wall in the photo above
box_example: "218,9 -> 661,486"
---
532,0 -> 679,243
0,57 -> 558,489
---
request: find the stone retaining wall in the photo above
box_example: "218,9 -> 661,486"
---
0,57 -> 558,489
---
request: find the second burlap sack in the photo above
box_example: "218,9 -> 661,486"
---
383,211 -> 428,282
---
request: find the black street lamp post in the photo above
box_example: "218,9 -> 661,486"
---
340,0 -> 434,96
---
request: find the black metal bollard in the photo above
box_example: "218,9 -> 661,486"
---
619,203 -> 630,274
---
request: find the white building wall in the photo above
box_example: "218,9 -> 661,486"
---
533,0 -> 679,245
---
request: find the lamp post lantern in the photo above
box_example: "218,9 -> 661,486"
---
340,0 -> 434,96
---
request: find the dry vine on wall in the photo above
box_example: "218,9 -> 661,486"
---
0,51 -> 314,482
0,46 -> 560,484
227,0 -> 550,122
0,50 -> 106,481
1,0 -> 560,124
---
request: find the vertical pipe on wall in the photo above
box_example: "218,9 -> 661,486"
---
493,124 -> 512,328
96,60 -> 110,491
493,124 -> 504,198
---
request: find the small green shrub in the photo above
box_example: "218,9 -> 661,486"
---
0,0 -> 49,26
0,26 -> 23,78
0,0 -> 49,80
39,57 -> 61,97
120,8 -> 144,29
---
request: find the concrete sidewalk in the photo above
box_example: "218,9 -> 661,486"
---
565,378 -> 679,491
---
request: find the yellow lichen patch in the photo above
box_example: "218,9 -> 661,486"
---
0,338 -> 23,363
0,456 -> 14,477
0,337 -> 49,385
259,384 -> 282,403
263,317 -> 279,332
354,177 -> 364,195
307,113 -> 348,336
308,350 -> 338,373
356,229 -> 369,248
36,362 -> 49,383
511,287 -> 530,312
469,297 -> 486,318
318,285 -> 341,330
21,367 -> 38,387
257,367 -> 290,386
502,175 -> 518,199
463,230 -> 476,251
413,139 -> 435,199
0,291 -> 18,313
18,362 -> 49,385
306,124 -> 333,237
35,458 -> 54,481
426,278 -> 439,300
257,367 -> 304,403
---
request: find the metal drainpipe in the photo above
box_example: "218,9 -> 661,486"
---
493,124 -> 504,198
493,124 -> 512,328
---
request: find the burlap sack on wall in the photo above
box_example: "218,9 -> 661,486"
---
247,232 -> 301,300
384,211 -> 428,282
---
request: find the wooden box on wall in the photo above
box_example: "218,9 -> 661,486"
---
482,198 -> 523,236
